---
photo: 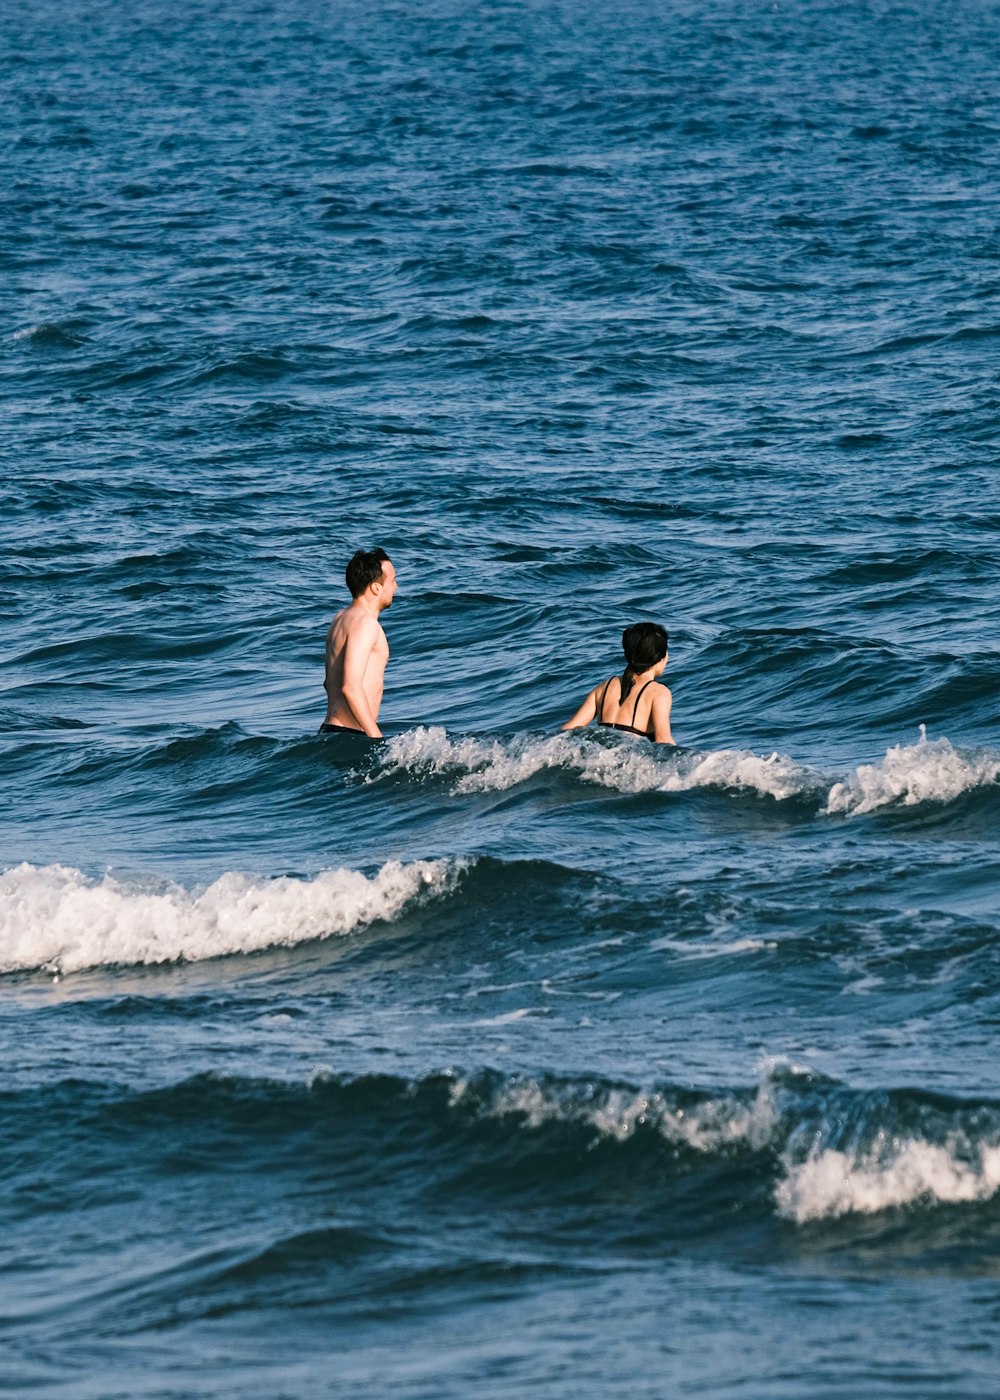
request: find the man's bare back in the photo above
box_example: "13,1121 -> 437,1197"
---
323,550 -> 397,737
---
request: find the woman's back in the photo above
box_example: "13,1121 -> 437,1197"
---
561,621 -> 674,745
597,674 -> 662,738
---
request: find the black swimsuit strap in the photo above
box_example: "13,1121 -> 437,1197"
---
598,679 -> 612,722
631,678 -> 656,727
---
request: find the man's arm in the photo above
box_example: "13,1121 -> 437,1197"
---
341,617 -> 383,738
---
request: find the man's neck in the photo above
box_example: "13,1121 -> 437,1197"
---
353,594 -> 381,619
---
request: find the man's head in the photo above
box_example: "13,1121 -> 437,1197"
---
345,548 -> 397,609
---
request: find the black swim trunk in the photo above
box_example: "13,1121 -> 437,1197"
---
318,723 -> 382,742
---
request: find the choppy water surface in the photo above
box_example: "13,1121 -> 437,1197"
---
3,1 -> 1000,1395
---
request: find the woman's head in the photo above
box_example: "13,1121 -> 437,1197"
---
622,622 -> 668,671
617,622 -> 668,702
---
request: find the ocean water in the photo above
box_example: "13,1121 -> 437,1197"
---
3,0 -> 1000,1395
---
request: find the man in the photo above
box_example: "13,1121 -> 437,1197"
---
321,548 -> 398,737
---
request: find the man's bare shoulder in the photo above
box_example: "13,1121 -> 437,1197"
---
330,604 -> 383,648
330,602 -> 372,631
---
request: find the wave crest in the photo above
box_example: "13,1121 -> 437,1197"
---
826,729 -> 1000,815
382,727 -> 1000,818
14,1061 -> 1000,1228
778,1139 -> 1000,1223
382,726 -> 821,801
451,1063 -> 1000,1224
0,859 -> 457,976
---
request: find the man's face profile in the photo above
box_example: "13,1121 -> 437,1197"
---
374,560 -> 397,609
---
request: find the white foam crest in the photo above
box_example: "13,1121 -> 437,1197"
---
451,1065 -> 1000,1226
648,1086 -> 779,1153
452,1074 -> 778,1151
383,726 -> 819,801
777,1139 -> 1000,1223
650,935 -> 774,959
826,730 -> 1000,815
656,748 -> 820,801
382,726 -> 579,792
0,858 -> 456,976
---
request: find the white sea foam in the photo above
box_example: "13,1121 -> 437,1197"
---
777,1139 -> 1000,1223
0,858 -> 455,976
450,1066 -> 1000,1224
385,726 -> 1000,818
383,727 -> 820,801
826,729 -> 1000,815
649,934 -> 774,959
450,1073 -> 779,1151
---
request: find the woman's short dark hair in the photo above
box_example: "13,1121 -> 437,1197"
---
345,548 -> 390,598
619,622 -> 668,701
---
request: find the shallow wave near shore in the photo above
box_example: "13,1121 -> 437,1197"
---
8,1063 -> 1000,1233
382,725 -> 1000,814
0,858 -> 456,975
3,724 -> 998,977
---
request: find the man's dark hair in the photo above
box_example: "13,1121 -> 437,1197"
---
345,548 -> 390,598
619,622 -> 668,701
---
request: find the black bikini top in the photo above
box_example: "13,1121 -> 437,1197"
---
598,676 -> 656,740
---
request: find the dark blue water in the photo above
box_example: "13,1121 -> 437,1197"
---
4,1 -> 1000,1394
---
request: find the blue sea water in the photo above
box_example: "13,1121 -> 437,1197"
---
3,0 -> 1000,1394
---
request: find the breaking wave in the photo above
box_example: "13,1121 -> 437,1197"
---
23,1060 -> 999,1230
0,858 -> 458,976
777,1139 -> 1000,1223
449,1062 -> 1000,1224
381,726 -> 823,801
380,725 -> 1000,818
825,728 -> 1000,815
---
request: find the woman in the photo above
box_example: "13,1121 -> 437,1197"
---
562,622 -> 674,744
